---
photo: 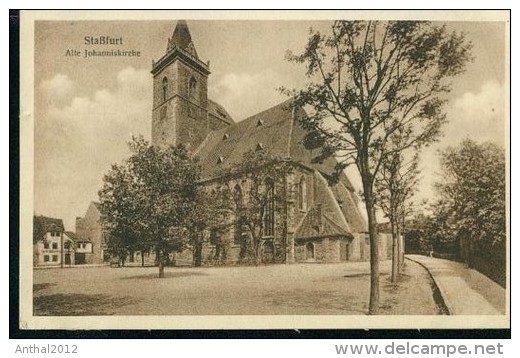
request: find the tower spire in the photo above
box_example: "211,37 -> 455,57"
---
167,20 -> 198,58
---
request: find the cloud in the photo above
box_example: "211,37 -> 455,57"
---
445,81 -> 506,145
209,70 -> 287,121
412,81 -> 506,207
40,74 -> 74,98
34,66 -> 152,230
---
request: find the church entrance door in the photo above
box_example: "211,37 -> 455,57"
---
305,242 -> 315,261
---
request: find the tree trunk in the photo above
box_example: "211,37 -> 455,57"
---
157,250 -> 165,278
193,236 -> 203,267
141,251 -> 145,267
391,220 -> 398,283
254,238 -> 261,266
397,225 -> 404,272
363,184 -> 380,315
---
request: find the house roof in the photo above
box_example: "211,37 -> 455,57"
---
33,215 -> 64,243
63,231 -> 91,243
295,206 -> 352,240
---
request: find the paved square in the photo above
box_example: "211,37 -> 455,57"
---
33,260 -> 443,315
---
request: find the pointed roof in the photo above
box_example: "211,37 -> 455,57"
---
295,206 -> 352,240
153,20 -> 209,76
169,20 -> 194,53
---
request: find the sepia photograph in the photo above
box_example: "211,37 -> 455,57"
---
18,10 -> 510,330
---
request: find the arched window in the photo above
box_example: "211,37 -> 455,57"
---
162,77 -> 168,102
189,76 -> 197,98
233,184 -> 244,245
263,179 -> 275,237
160,106 -> 167,119
298,176 -> 307,210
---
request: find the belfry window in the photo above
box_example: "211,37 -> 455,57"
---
189,77 -> 197,98
162,77 -> 168,102
263,179 -> 275,237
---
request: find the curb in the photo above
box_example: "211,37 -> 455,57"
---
405,256 -> 453,315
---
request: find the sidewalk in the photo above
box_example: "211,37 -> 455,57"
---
406,254 -> 506,315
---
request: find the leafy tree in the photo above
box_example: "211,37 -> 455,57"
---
99,136 -> 201,277
283,20 -> 472,314
435,139 -> 506,267
215,149 -> 293,265
187,187 -> 232,266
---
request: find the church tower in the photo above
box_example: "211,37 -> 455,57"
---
151,20 -> 211,149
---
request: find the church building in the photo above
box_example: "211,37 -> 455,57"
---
151,21 -> 391,264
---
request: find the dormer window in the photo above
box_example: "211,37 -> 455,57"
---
189,76 -> 197,98
223,133 -> 230,140
255,143 -> 265,151
217,156 -> 224,164
256,119 -> 264,127
162,77 -> 168,102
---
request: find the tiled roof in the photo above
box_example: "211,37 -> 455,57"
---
195,99 -> 355,192
33,215 -> 64,243
195,99 -> 295,178
194,98 -> 367,234
63,231 -> 91,243
295,206 -> 352,240
208,99 -> 234,125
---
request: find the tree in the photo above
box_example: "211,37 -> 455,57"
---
187,187 -> 232,266
215,149 -> 293,265
375,133 -> 420,282
283,20 -> 472,314
98,136 -> 201,278
435,139 -> 506,267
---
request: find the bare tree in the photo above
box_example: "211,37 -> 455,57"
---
375,135 -> 420,282
283,20 -> 472,314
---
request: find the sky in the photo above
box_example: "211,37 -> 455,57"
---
33,20 -> 507,230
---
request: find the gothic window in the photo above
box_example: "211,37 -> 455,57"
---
189,76 -> 197,99
162,77 -> 168,102
160,106 -> 167,119
233,184 -> 244,245
263,179 -> 275,237
298,176 -> 307,211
